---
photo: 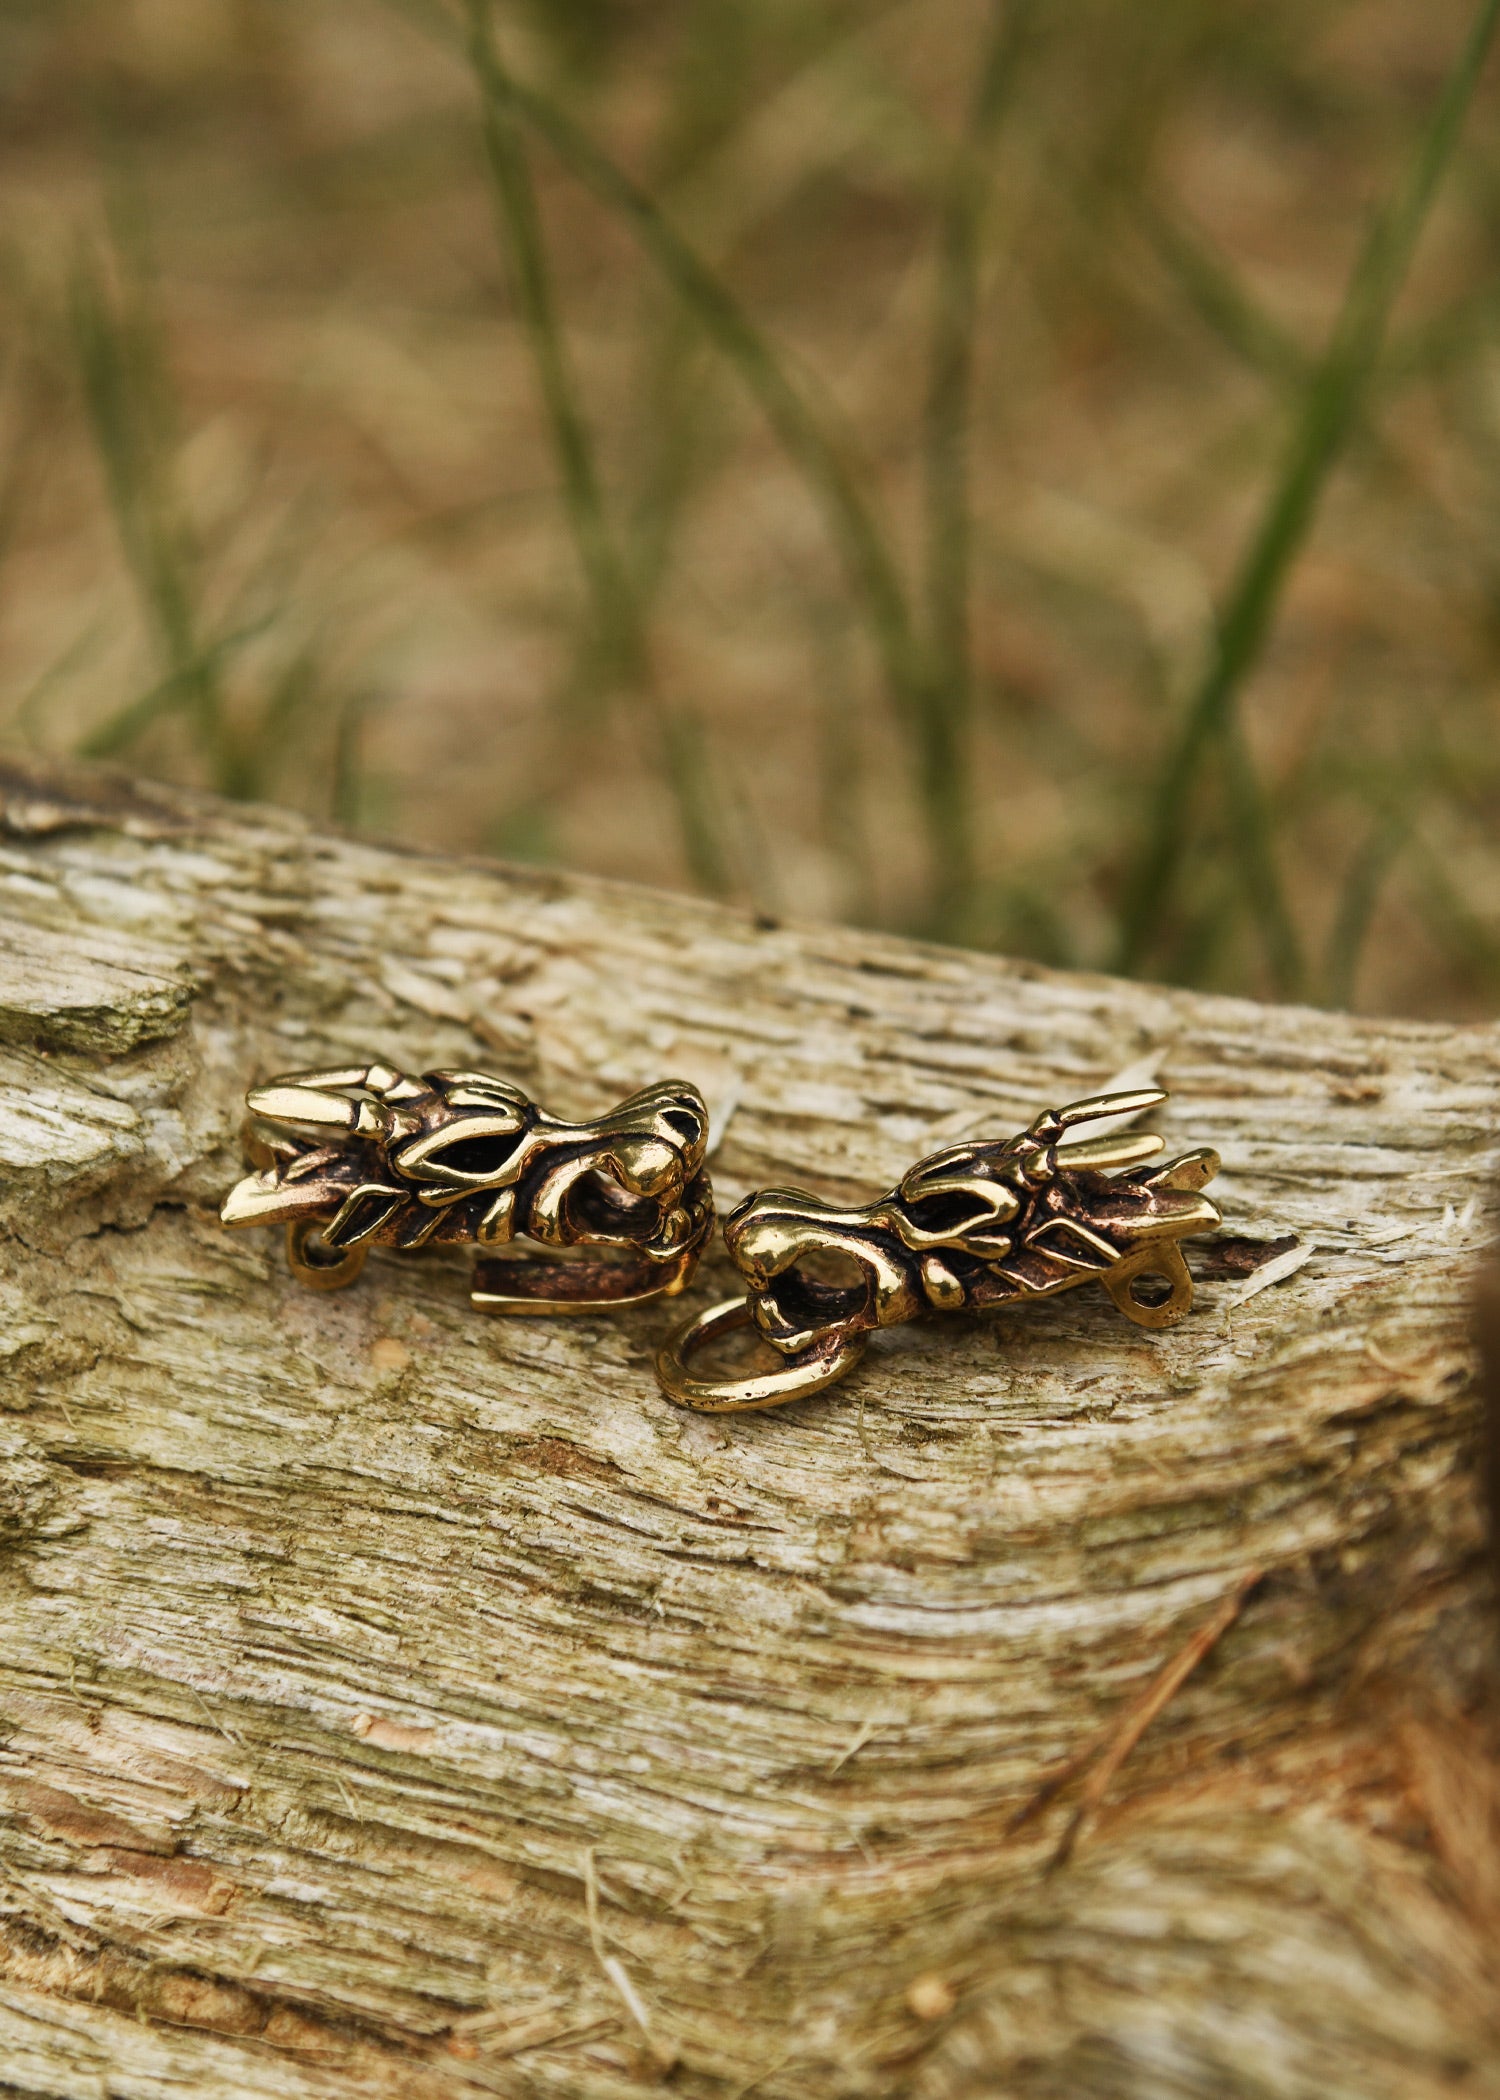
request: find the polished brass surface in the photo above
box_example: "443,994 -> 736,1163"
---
654,1297 -> 869,1413
222,1064 -> 713,1314
656,1089 -> 1222,1411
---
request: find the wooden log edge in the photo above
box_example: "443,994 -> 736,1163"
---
0,753 -> 1496,2100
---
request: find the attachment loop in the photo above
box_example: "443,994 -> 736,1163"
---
656,1297 -> 868,1412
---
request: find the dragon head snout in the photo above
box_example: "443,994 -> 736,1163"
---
1096,1148 -> 1222,1244
725,1189 -> 923,1352
602,1132 -> 686,1202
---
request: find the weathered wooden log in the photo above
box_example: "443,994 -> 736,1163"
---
0,753 -> 1496,2100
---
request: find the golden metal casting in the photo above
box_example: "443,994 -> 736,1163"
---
221,1063 -> 713,1315
656,1088 -> 1221,1411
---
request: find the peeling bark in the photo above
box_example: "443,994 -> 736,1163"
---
0,754 -> 1496,2100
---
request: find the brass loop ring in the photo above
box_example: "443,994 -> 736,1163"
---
285,1219 -> 368,1292
655,1297 -> 869,1413
1099,1240 -> 1195,1330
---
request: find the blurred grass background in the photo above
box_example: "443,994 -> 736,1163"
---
2,0 -> 1499,1017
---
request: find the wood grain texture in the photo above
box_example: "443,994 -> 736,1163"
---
0,753 -> 1496,2100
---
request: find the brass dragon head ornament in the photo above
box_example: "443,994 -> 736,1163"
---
221,1063 -> 713,1313
657,1088 -> 1221,1410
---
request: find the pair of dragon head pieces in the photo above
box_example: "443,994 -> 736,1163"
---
221,1068 -> 1221,1350
220,1063 -> 713,1306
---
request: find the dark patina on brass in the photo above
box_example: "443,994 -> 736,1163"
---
656,1088 -> 1221,1411
221,1063 -> 713,1314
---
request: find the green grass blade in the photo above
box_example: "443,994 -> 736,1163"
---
1138,201 -> 1306,387
231,642 -> 325,803
1383,281 -> 1500,386
919,0 -> 1035,934
79,615 -> 276,761
657,706 -> 733,899
463,0 -> 641,684
519,76 -> 919,706
331,688 -> 385,831
14,620 -> 108,752
1221,720 -> 1304,996
1408,827 -> 1500,990
69,240 -> 231,784
402,0 -> 929,908
1324,812 -> 1407,1010
385,0 -> 918,717
811,605 -> 875,925
0,360 -> 39,583
1115,0 -> 1500,984
464,0 -> 741,894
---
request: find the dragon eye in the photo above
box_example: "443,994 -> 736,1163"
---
661,1107 -> 703,1143
403,1134 -> 525,1184
424,1132 -> 525,1179
905,1190 -> 996,1236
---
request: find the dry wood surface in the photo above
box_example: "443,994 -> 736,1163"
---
0,754 -> 1497,2100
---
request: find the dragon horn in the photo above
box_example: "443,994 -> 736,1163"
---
1053,1088 -> 1168,1129
1056,1130 -> 1166,1171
